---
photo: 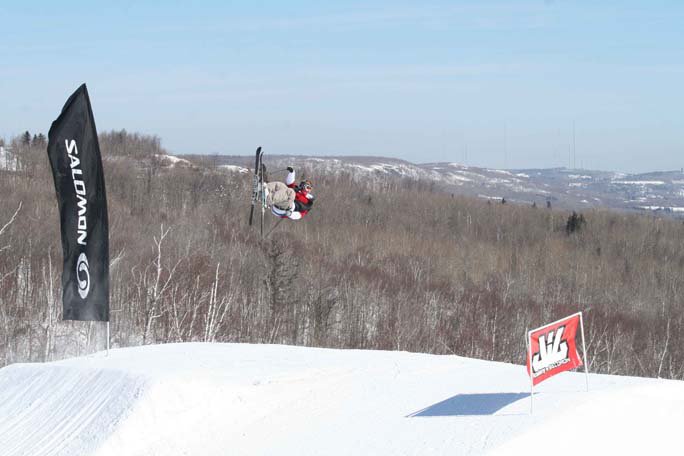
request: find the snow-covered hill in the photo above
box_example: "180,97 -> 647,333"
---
1,343 -> 682,455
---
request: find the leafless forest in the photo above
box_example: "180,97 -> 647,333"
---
1,131 -> 683,380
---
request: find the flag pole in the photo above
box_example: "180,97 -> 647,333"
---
579,312 -> 589,392
527,329 -> 534,415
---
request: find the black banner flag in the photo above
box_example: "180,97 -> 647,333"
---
47,84 -> 109,321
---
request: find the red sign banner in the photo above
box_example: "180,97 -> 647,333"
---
526,313 -> 583,386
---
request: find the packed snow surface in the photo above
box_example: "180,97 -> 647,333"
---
1,343 -> 682,455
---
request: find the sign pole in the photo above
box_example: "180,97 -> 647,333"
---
527,329 -> 534,415
579,312 -> 589,392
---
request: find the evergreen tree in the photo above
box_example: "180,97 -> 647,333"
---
566,211 -> 586,235
31,133 -> 46,148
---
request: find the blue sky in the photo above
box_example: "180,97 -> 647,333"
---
1,1 -> 682,172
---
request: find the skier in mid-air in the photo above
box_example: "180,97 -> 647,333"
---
264,166 -> 315,220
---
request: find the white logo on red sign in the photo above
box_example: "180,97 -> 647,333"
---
531,325 -> 569,376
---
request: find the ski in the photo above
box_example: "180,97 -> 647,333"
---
248,146 -> 263,227
260,161 -> 267,237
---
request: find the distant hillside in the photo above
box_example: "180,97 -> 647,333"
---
186,154 -> 684,217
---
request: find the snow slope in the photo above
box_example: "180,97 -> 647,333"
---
0,343 -> 682,455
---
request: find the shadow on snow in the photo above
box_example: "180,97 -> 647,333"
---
408,392 -> 530,417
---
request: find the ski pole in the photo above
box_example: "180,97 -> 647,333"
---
265,217 -> 285,239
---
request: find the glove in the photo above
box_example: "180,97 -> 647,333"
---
286,166 -> 294,173
306,193 -> 315,201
